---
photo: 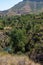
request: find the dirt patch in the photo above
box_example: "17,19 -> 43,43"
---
0,53 -> 41,65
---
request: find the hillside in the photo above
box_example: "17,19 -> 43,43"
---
0,1 -> 43,65
0,13 -> 43,65
0,0 -> 43,16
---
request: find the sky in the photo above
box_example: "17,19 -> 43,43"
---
0,0 -> 23,11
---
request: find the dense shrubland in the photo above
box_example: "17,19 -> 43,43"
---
0,13 -> 43,63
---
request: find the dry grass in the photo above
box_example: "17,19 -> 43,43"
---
0,52 -> 41,65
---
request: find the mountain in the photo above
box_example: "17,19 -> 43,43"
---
23,0 -> 43,1
0,0 -> 43,16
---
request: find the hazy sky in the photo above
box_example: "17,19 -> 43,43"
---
0,0 -> 22,11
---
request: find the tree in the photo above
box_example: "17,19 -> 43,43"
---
9,28 -> 27,53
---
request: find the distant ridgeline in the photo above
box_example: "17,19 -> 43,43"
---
23,0 -> 43,2
0,0 -> 43,16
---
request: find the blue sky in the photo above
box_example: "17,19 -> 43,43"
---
0,0 -> 22,11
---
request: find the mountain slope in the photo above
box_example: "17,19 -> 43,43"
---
0,0 -> 43,16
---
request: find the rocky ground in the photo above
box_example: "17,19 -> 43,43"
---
0,52 -> 41,65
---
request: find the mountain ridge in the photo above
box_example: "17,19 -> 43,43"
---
23,0 -> 43,2
0,0 -> 43,16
